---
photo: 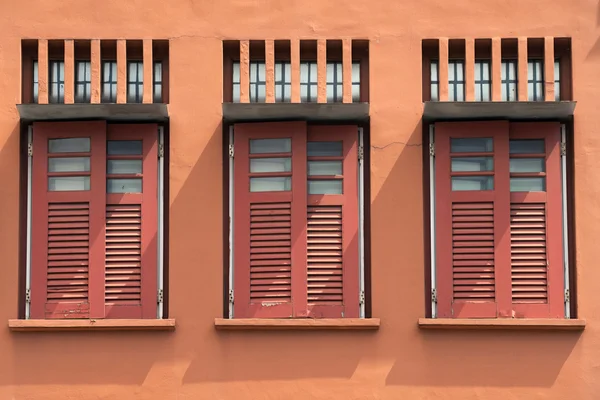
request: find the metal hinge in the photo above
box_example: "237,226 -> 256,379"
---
157,289 -> 164,304
359,290 -> 365,305
560,141 -> 566,156
158,144 -> 164,158
431,288 -> 438,303
429,142 -> 435,157
358,145 -> 364,161
229,289 -> 234,304
229,144 -> 235,158
25,288 -> 31,304
564,288 -> 570,303
27,143 -> 33,157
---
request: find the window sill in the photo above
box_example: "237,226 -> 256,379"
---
418,318 -> 586,331
214,318 -> 380,330
8,319 -> 176,332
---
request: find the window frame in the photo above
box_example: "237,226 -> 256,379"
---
101,60 -> 118,103
48,60 -> 65,104
501,59 -> 518,101
447,59 -> 465,102
528,59 -> 544,101
474,60 -> 491,102
127,61 -> 144,103
75,60 -> 91,103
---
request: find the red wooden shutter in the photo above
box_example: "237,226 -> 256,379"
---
31,121 -> 107,319
509,123 -> 564,318
233,121 -> 307,318
104,124 -> 158,319
306,126 -> 359,318
435,121 -> 511,318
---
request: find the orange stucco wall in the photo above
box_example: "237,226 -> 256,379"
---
1,1 -> 599,399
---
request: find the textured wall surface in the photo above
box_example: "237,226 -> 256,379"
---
0,0 -> 599,399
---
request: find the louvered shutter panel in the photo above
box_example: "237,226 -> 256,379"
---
306,126 -> 359,318
31,122 -> 107,319
435,121 -> 511,318
104,124 -> 158,319
233,122 -> 307,318
509,123 -> 564,318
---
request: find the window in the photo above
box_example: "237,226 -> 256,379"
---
250,62 -> 266,103
475,60 -> 491,101
300,62 -> 318,102
326,62 -> 343,102
554,60 -> 560,101
127,61 -> 144,103
275,62 -> 291,102
528,59 -> 544,101
232,62 -> 240,103
430,60 -> 439,101
29,122 -> 162,319
231,122 -> 362,318
501,60 -> 518,101
33,60 -> 39,103
75,61 -> 91,103
351,62 -> 361,102
102,61 -> 117,103
153,61 -> 163,103
432,121 -> 566,319
448,60 -> 465,101
49,60 -> 65,104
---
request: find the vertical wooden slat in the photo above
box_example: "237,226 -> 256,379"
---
544,37 -> 555,102
37,39 -> 49,104
291,39 -> 301,103
491,38 -> 502,101
438,38 -> 449,101
342,39 -> 352,103
317,39 -> 327,103
90,40 -> 101,104
465,38 -> 475,101
518,37 -> 528,101
142,40 -> 153,104
239,41 -> 250,103
265,40 -> 275,103
64,40 -> 75,104
116,40 -> 127,104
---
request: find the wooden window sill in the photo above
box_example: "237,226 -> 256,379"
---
418,318 -> 586,331
8,319 -> 176,332
214,318 -> 380,330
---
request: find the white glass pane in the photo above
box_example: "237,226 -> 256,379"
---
154,63 -> 162,81
326,85 -> 334,102
300,63 -> 309,83
527,61 -> 534,80
336,84 -> 343,102
451,157 -> 493,172
449,84 -> 456,101
49,157 -> 90,172
258,63 -> 266,81
137,85 -> 143,101
103,62 -> 110,78
257,84 -> 266,102
554,61 -> 560,79
326,63 -> 334,82
77,62 -> 85,80
275,63 -> 282,80
250,177 -> 291,192
250,158 -> 291,173
33,62 -> 38,81
352,84 -> 360,102
308,180 -> 343,194
431,83 -> 438,101
456,84 -> 464,101
129,62 -> 137,78
336,63 -> 342,78
451,138 -> 493,153
536,61 -> 542,77
307,141 -> 343,156
49,176 -> 90,191
233,63 -> 240,82
482,63 -> 490,80
310,84 -> 317,101
509,139 -> 544,154
430,62 -> 438,81
300,85 -> 308,102
111,63 -> 117,77
250,138 -> 291,154
108,159 -> 143,174
509,62 -> 517,80
452,176 -> 494,191
352,63 -> 360,83
475,63 -> 482,81
107,140 -> 143,155
456,62 -> 464,79
137,64 -> 143,81
127,84 -> 136,101
249,83 -> 256,102
250,63 -> 257,80
510,177 -> 545,192
284,63 -> 291,78
482,84 -> 490,101
448,62 -> 455,79
554,83 -> 560,101
284,85 -> 291,101
509,83 -> 517,100
501,62 -> 507,80
154,83 -> 162,102
535,83 -> 543,100
510,158 -> 545,173
108,178 -> 142,193
528,83 -> 534,101
308,161 -> 342,176
275,85 -> 282,101
49,138 -> 90,153
475,86 -> 482,102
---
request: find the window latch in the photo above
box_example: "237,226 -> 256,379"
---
431,288 -> 438,303
229,289 -> 234,304
27,143 -> 33,157
157,289 -> 164,304
229,144 -> 234,158
158,144 -> 164,158
564,288 -> 570,303
358,145 -> 364,161
429,142 -> 435,157
560,141 -> 566,156
25,288 -> 31,304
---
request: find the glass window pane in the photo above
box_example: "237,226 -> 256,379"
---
107,140 -> 143,155
510,158 -> 545,173
475,63 -> 482,81
49,138 -> 90,153
284,85 -> 291,102
450,138 -> 493,153
555,83 -> 560,101
307,141 -> 343,156
233,84 -> 240,103
257,84 -> 266,102
326,63 -> 334,82
300,63 -> 309,83
285,63 -> 291,78
258,63 -> 266,81
457,84 -> 464,101
352,84 -> 360,102
250,63 -> 257,81
352,63 -> 360,83
300,85 -> 308,102
326,85 -> 334,102
129,62 -> 137,78
452,176 -> 494,191
510,177 -> 545,192
275,85 -> 282,101
509,83 -> 517,100
448,62 -> 455,79
310,84 -> 317,101
107,159 -> 143,174
49,157 -> 90,172
250,158 -> 291,173
501,62 -> 507,80
275,63 -> 282,80
528,82 -> 534,101
107,178 -> 143,193
451,157 -> 493,172
233,63 -> 240,83
154,63 -> 162,81
527,61 -> 534,80
509,139 -> 544,154
49,176 -> 90,191
250,177 -> 291,192
482,84 -> 490,101
308,180 -> 343,194
535,83 -> 543,99
456,62 -> 464,79
509,62 -> 517,80
449,84 -> 455,101
430,62 -> 438,81
250,138 -> 291,154
482,62 -> 490,80
310,63 -> 317,81
308,161 -> 343,175
431,83 -> 438,101
475,86 -> 482,102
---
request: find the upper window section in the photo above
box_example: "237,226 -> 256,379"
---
21,39 -> 169,104
501,60 -> 518,101
475,60 -> 491,101
223,39 -> 369,104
